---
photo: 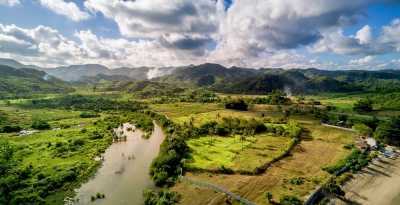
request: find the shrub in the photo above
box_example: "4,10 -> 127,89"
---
279,195 -> 302,205
143,189 -> 180,205
1,125 -> 22,133
31,120 -> 50,130
289,177 -> 304,185
218,165 -> 234,174
374,116 -> 400,146
353,98 -> 373,112
79,112 -> 100,118
89,131 -> 104,140
265,192 -> 273,203
225,99 -> 248,111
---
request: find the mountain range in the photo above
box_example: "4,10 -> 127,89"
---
1,58 -> 400,95
0,58 -> 175,82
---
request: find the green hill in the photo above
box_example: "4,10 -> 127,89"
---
0,65 -> 74,98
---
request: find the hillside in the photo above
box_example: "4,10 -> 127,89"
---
0,65 -> 73,97
156,64 -> 400,94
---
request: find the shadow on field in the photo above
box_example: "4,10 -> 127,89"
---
299,128 -> 313,141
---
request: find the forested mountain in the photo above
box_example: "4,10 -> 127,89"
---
0,58 -> 43,70
155,64 -> 400,94
0,65 -> 73,97
1,58 -> 400,95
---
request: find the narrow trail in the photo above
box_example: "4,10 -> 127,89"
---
180,176 -> 257,205
321,123 -> 355,132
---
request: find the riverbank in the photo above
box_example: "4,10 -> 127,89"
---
335,154 -> 400,205
73,123 -> 165,205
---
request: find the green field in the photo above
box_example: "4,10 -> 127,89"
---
187,133 -> 293,172
0,104 -> 128,204
150,103 -> 223,120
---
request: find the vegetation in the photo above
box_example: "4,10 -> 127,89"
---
150,133 -> 188,186
279,195 -> 302,205
143,189 -> 180,205
0,65 -> 74,99
2,61 -> 400,205
353,98 -> 373,113
24,95 -> 146,112
224,99 -> 248,111
374,116 -> 400,145
322,149 -> 371,174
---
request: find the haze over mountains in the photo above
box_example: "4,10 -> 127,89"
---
0,58 -> 177,82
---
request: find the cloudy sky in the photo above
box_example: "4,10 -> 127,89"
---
0,0 -> 399,69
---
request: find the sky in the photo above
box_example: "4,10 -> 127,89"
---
0,0 -> 399,70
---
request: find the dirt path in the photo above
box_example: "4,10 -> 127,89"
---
336,156 -> 400,205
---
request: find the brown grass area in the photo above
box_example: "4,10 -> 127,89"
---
173,117 -> 355,205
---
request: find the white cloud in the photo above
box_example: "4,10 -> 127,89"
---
84,0 -> 221,37
84,0 -> 221,52
356,25 -> 373,44
0,0 -> 19,7
381,18 -> 400,52
39,0 -> 90,22
1,1 -> 400,70
209,0 -> 388,67
350,56 -> 375,65
310,25 -> 393,56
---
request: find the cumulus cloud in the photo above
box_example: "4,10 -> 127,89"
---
350,55 -> 375,65
0,0 -> 19,7
1,0 -> 400,69
84,0 -> 221,53
208,0 -> 392,67
356,25 -> 373,44
39,0 -> 90,22
381,19 -> 400,52
0,24 -> 85,66
311,18 -> 400,56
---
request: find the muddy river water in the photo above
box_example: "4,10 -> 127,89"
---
74,123 -> 165,205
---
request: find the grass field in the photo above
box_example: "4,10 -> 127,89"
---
0,106 -> 118,204
150,103 -> 223,121
0,105 -> 82,128
187,134 -> 293,172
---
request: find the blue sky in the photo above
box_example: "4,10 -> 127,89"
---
0,0 -> 399,69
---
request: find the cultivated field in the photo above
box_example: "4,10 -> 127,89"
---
150,103 -> 358,205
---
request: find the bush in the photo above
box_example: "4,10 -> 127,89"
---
1,125 -> 22,133
225,99 -> 248,111
218,165 -> 234,174
279,195 -> 302,205
143,189 -> 180,205
374,116 -> 400,146
353,98 -> 373,112
289,177 -> 304,185
31,120 -> 50,130
322,149 -> 370,174
79,112 -> 100,118
89,131 -> 104,140
150,131 -> 189,187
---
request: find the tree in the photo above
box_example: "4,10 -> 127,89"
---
353,98 -> 373,112
265,192 -> 273,203
352,123 -> 373,137
31,119 -> 50,130
225,99 -> 248,111
374,117 -> 400,145
322,180 -> 345,197
279,195 -> 302,205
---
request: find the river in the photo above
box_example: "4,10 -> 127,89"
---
73,123 -> 165,205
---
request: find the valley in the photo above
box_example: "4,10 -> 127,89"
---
1,61 -> 400,205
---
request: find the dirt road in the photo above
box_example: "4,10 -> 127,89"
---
336,156 -> 400,205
